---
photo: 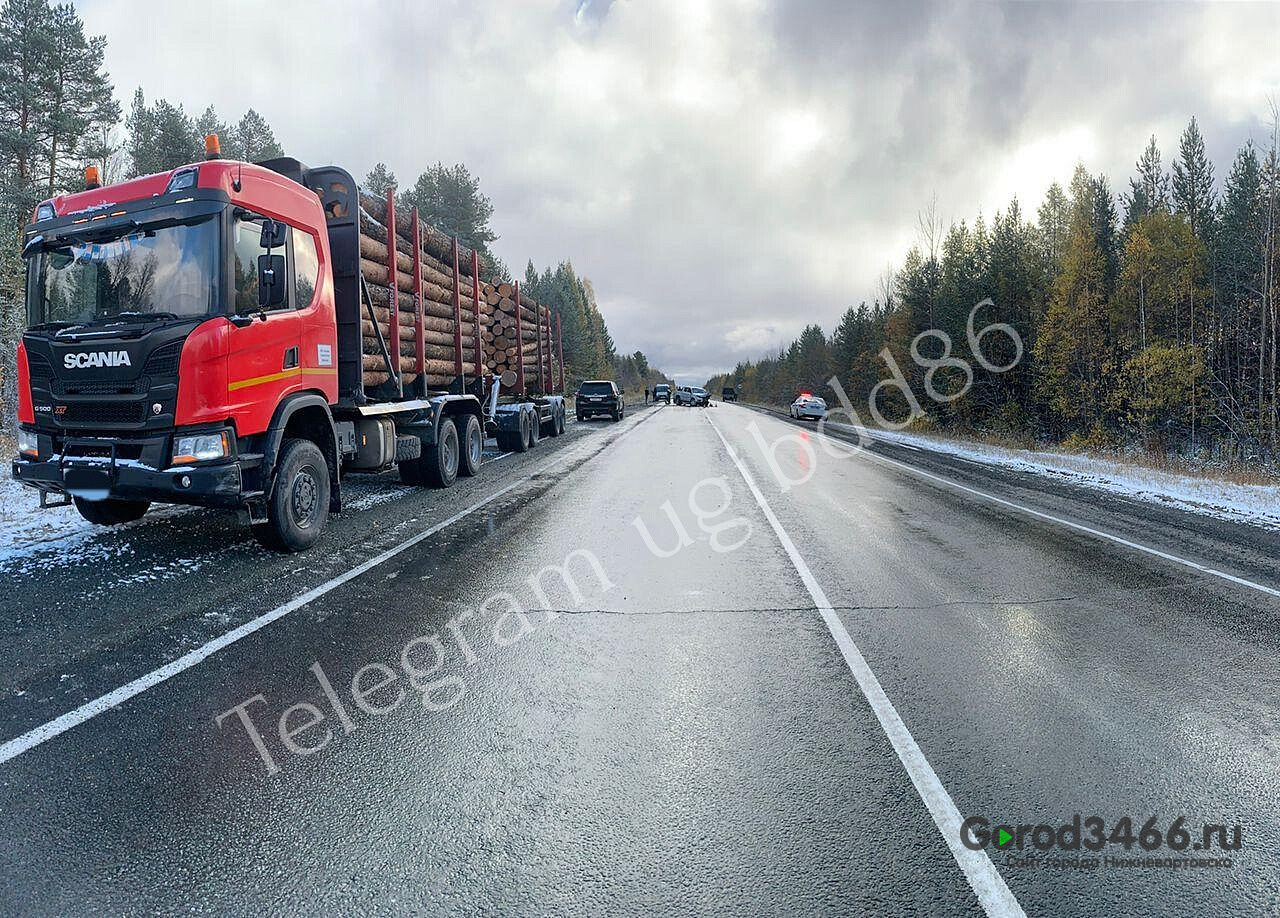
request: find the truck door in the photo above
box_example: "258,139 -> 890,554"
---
226,210 -> 303,435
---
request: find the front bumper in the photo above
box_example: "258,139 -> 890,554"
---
13,453 -> 244,508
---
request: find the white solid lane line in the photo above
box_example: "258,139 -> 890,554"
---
0,411 -> 657,768
707,414 -> 1027,918
800,418 -> 1280,601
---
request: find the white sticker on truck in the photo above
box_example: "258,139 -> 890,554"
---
317,344 -> 333,367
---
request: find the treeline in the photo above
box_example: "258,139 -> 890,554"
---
364,162 -> 667,388
519,259 -> 669,392
710,118 -> 1280,462
0,0 -> 656,411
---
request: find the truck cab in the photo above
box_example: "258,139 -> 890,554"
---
13,139 -> 486,551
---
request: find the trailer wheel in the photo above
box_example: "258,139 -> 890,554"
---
253,438 -> 330,552
423,418 -> 460,487
508,414 -> 531,453
73,497 -> 150,526
526,412 -> 540,449
550,407 -> 565,437
456,414 -> 482,477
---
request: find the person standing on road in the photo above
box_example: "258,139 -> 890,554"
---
644,386 -> 650,403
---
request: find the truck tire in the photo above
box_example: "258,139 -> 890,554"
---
495,431 -> 519,453
456,414 -> 482,477
526,412 -> 540,450
551,407 -> 565,437
253,438 -> 330,552
423,417 -> 460,487
398,457 -> 423,485
509,414 -> 530,453
73,496 -> 149,526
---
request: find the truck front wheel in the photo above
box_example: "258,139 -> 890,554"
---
253,438 -> 330,552
73,496 -> 150,526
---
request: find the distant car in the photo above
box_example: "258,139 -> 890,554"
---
653,384 -> 671,404
675,385 -> 709,407
789,393 -> 826,420
721,387 -> 738,402
577,380 -> 625,422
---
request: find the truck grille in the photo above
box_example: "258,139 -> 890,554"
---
64,381 -> 138,396
60,400 -> 147,426
143,342 -> 182,377
27,353 -> 52,389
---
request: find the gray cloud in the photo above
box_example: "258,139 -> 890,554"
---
78,0 -> 1280,381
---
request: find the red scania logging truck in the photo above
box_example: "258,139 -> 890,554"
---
12,135 -> 566,551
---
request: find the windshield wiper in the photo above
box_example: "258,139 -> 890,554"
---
112,311 -> 181,323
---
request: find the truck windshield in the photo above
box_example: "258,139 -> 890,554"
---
27,216 -> 219,328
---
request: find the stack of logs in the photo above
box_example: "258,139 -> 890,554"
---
357,190 -> 484,390
481,281 -> 558,392
357,187 -> 561,394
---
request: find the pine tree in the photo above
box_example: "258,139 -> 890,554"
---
400,162 -> 498,258
1172,116 -> 1216,241
195,106 -> 230,151
1092,175 -> 1120,296
123,87 -> 152,177
42,3 -> 116,195
1034,165 -> 1112,437
0,0 -> 55,190
1037,181 -> 1070,274
363,162 -> 396,195
124,92 -> 197,176
234,108 -> 282,162
0,0 -> 56,316
148,99 -> 198,171
1123,135 -> 1170,233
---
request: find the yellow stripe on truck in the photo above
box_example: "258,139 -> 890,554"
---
227,367 -> 335,392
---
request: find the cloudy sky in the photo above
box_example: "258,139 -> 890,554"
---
78,0 -> 1280,381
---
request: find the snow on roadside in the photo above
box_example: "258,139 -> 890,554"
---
815,420 -> 1280,531
0,469 -> 189,566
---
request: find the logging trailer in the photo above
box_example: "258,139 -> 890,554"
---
12,135 -> 566,551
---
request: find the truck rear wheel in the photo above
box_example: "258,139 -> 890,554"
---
456,414 -> 482,477
253,438 -> 330,552
423,418 -> 460,487
550,407 -> 565,437
73,496 -> 150,526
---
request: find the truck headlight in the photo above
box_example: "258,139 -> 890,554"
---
17,428 -> 38,458
172,431 -> 230,464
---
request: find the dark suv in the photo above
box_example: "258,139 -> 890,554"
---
653,384 -> 671,404
576,380 -> 625,422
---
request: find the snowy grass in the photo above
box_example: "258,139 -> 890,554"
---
815,418 -> 1280,531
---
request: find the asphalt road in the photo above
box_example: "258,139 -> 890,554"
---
0,401 -> 1276,915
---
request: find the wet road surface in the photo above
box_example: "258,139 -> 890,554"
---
0,402 -> 1276,915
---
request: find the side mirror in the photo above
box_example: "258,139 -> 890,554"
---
257,253 -> 287,309
259,218 -> 288,249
